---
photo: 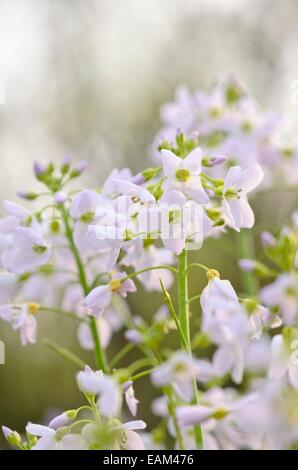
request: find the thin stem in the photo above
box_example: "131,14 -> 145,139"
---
165,386 -> 184,451
68,419 -> 94,431
90,272 -> 109,289
60,205 -> 108,372
129,368 -> 154,381
188,294 -> 201,304
178,250 -> 190,346
110,343 -> 136,369
122,265 -> 178,282
185,262 -> 209,276
159,279 -> 188,349
128,357 -> 153,375
89,316 -> 109,373
236,230 -> 259,295
177,250 -> 204,450
43,338 -> 86,369
40,306 -> 87,323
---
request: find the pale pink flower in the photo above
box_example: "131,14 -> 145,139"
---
161,147 -> 209,204
222,165 -> 263,231
77,366 -> 121,417
0,303 -> 37,346
2,227 -> 51,274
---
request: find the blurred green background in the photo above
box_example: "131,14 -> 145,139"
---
0,0 -> 298,448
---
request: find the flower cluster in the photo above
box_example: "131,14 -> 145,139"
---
153,74 -> 298,189
1,78 -> 298,450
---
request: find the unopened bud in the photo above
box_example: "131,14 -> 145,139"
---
2,426 -> 22,447
261,231 -> 275,247
202,154 -> 227,167
239,259 -> 275,278
17,190 -> 38,201
70,161 -> 87,178
49,412 -> 72,430
239,259 -> 257,272
34,161 -> 47,177
61,155 -> 71,175
124,329 -> 143,344
54,191 -> 68,204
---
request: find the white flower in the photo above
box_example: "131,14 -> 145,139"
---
123,381 -> 139,417
2,227 -> 52,274
269,334 -> 298,389
83,272 -> 136,317
161,148 -> 209,204
26,422 -> 87,450
77,366 -> 121,417
200,272 -> 239,317
122,240 -> 174,292
151,351 -> 213,401
0,272 -> 18,303
260,273 -> 298,326
122,420 -> 146,450
101,168 -> 132,198
222,165 -> 263,231
200,273 -> 250,384
0,303 -> 38,346
70,189 -> 103,252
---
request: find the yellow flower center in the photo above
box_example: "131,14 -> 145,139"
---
109,278 -> 122,292
213,407 -> 229,420
27,302 -> 40,315
207,269 -> 220,281
175,169 -> 190,182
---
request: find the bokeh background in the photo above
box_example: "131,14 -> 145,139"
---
1,0 -> 298,448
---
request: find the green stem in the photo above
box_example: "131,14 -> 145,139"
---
185,263 -> 209,276
43,338 -> 86,369
60,205 -> 108,372
68,419 -> 94,431
160,279 -> 188,349
122,265 -> 178,282
178,250 -> 190,347
177,250 -> 204,450
129,368 -> 154,381
89,316 -> 109,373
166,386 -> 184,450
110,343 -> 135,369
236,230 -> 259,295
128,357 -> 153,374
40,306 -> 87,323
188,294 -> 201,304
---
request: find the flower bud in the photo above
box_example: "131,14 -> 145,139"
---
34,161 -> 47,177
50,219 -> 61,233
239,259 -> 275,278
60,155 -> 71,175
2,426 -> 22,447
70,161 -> 87,178
54,191 -> 68,204
17,190 -> 38,201
124,329 -> 143,344
239,259 -> 257,272
49,412 -> 72,430
261,231 -> 275,247
202,154 -> 227,167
